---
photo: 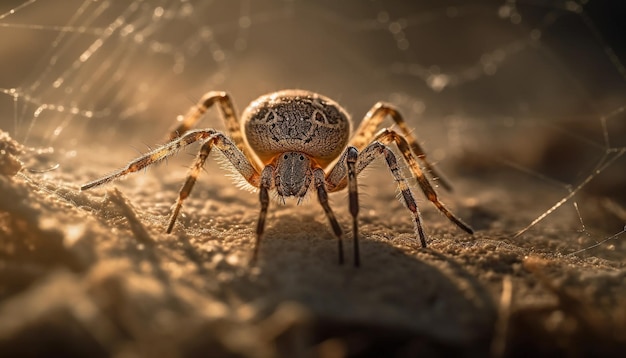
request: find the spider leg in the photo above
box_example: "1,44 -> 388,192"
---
166,141 -> 212,233
166,132 -> 261,233
168,91 -> 253,162
81,129 -> 217,190
373,129 -> 473,236
325,129 -> 472,248
350,102 -> 452,191
81,129 -> 261,234
252,165 -> 274,264
346,147 -> 360,266
313,168 -> 345,265
356,140 -> 430,247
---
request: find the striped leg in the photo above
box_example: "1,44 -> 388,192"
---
81,129 -> 218,190
166,132 -> 260,233
371,129 -> 473,236
166,141 -> 212,233
346,147 -> 360,266
325,129 -> 473,248
356,141 -> 430,247
313,168 -> 345,265
81,129 -> 261,234
168,91 -> 254,162
350,102 -> 452,191
252,165 -> 274,264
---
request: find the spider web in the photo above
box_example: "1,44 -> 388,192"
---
0,0 -> 624,261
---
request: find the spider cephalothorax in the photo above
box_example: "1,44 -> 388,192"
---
82,89 -> 473,266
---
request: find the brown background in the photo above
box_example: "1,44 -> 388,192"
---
1,0 -> 625,356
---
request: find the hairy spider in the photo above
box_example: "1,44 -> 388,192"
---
81,90 -> 473,266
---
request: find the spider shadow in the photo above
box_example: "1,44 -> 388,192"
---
217,214 -> 497,355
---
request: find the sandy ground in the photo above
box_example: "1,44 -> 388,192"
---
1,1 -> 625,356
0,127 -> 625,358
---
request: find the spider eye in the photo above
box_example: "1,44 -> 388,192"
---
299,155 -> 305,161
283,154 -> 288,160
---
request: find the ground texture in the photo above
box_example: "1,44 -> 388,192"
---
0,129 -> 625,357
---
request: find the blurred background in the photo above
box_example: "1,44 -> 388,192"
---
1,0 -> 624,254
1,1 -> 625,356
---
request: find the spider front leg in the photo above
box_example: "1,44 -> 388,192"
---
81,129 -> 218,190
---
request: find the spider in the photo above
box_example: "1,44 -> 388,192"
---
81,89 -> 473,266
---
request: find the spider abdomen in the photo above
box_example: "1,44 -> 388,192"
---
242,89 -> 351,167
